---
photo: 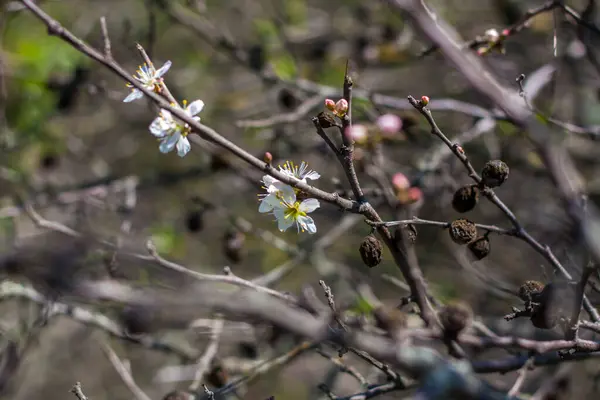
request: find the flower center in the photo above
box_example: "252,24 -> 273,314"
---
284,202 -> 306,220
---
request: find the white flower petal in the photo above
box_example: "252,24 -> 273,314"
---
279,187 -> 296,204
176,136 -> 191,157
160,109 -> 173,121
261,175 -> 278,190
150,118 -> 168,137
186,100 -> 205,116
303,171 -> 321,180
155,60 -> 172,77
274,210 -> 294,232
159,132 -> 181,154
123,89 -> 143,102
299,198 -> 319,213
297,215 -> 317,234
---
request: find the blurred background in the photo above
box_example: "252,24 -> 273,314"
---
2,0 -> 600,398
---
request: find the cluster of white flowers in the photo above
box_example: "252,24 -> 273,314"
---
258,161 -> 321,234
122,59 -> 204,158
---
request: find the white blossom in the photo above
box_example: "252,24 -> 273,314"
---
149,100 -> 204,157
262,189 -> 319,234
123,61 -> 172,103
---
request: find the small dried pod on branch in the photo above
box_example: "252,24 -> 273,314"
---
373,305 -> 408,333
439,301 -> 473,340
359,234 -> 383,268
467,236 -> 490,260
449,219 -> 477,245
452,184 -> 480,213
481,160 -> 509,188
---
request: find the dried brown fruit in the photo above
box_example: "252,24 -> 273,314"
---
374,305 -> 407,333
439,301 -> 473,338
517,280 -> 545,302
467,236 -> 490,260
452,184 -> 479,213
223,228 -> 246,264
481,160 -> 509,188
449,219 -> 477,245
359,234 -> 383,268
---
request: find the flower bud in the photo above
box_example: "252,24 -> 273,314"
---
335,99 -> 349,116
263,151 -> 273,165
376,114 -> 402,136
484,28 -> 500,43
420,95 -> 430,106
449,218 -> 477,245
501,29 -> 510,37
467,236 -> 490,260
407,187 -> 422,204
346,124 -> 368,144
439,301 -> 473,339
392,172 -> 410,192
325,98 -> 336,111
359,234 -> 383,268
481,160 -> 509,188
452,184 -> 479,213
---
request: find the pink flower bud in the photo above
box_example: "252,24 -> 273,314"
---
376,114 -> 403,136
407,187 -> 422,203
420,96 -> 430,106
335,99 -> 349,116
346,124 -> 368,144
325,99 -> 336,111
392,172 -> 410,191
501,29 -> 510,37
264,151 -> 273,164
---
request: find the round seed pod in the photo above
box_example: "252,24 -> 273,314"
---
223,228 -> 246,264
481,160 -> 509,188
467,236 -> 490,260
359,234 -> 383,268
373,305 -> 408,333
517,280 -> 545,302
449,219 -> 477,245
439,302 -> 473,339
452,184 -> 480,213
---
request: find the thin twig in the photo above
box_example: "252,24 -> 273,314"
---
99,16 -> 112,60
70,382 -> 88,400
508,357 -> 535,397
145,240 -> 296,304
101,342 -> 153,400
189,317 -> 224,391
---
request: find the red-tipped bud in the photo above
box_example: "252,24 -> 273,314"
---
325,99 -> 336,111
501,29 -> 510,37
377,114 -> 403,136
420,96 -> 430,106
335,99 -> 349,116
392,173 -> 410,192
346,124 -> 368,144
263,152 -> 273,165
407,187 -> 422,203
